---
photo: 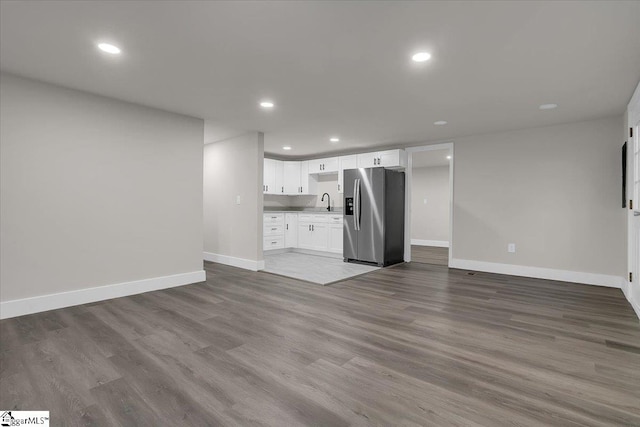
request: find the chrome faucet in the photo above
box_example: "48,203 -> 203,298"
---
321,193 -> 331,211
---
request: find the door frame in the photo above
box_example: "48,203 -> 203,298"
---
627,81 -> 640,304
404,142 -> 454,265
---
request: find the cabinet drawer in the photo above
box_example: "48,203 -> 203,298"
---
298,213 -> 313,223
263,236 -> 284,250
312,214 -> 329,223
264,224 -> 284,236
263,213 -> 284,224
328,215 -> 343,224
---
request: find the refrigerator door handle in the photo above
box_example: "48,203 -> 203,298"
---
354,178 -> 361,231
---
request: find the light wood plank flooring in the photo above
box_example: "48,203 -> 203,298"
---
411,244 -> 449,266
1,262 -> 639,426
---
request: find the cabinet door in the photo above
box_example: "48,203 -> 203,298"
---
283,162 -> 301,194
322,157 -> 339,173
297,223 -> 314,249
356,152 -> 378,168
263,159 -> 276,193
285,213 -> 298,248
328,224 -> 343,253
338,155 -> 357,193
378,149 -> 402,168
307,159 -> 323,174
274,160 -> 284,194
300,161 -> 317,195
311,223 -> 329,251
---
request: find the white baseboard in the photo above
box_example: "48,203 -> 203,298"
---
203,252 -> 265,271
621,281 -> 640,320
0,270 -> 206,320
629,294 -> 640,321
411,239 -> 449,248
449,258 -> 624,289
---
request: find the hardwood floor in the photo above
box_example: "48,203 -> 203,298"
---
411,244 -> 449,266
1,261 -> 639,426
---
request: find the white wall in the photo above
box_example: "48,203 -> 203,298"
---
0,74 -> 204,309
451,116 -> 626,279
411,166 -> 450,243
203,132 -> 264,269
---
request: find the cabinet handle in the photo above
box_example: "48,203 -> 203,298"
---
338,184 -> 340,191
308,225 -> 311,231
312,225 -> 314,231
266,185 -> 269,191
271,228 -> 277,231
281,186 -> 284,193
286,224 -> 288,230
272,241 -> 277,244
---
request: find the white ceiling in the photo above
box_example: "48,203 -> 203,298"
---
2,1 -> 640,157
412,149 -> 451,169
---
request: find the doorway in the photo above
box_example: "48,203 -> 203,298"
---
630,117 -> 640,304
404,143 -> 453,266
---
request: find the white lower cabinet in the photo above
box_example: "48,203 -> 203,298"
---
297,223 -> 314,249
310,223 -> 328,251
328,225 -> 343,253
265,212 -> 343,254
298,222 -> 329,251
263,213 -> 285,250
327,214 -> 344,253
285,213 -> 298,248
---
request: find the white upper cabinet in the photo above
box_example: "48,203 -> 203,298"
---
265,149 -> 405,196
378,149 -> 407,168
283,161 -> 301,194
356,152 -> 378,168
274,160 -> 284,194
356,149 -> 407,169
337,155 -> 357,194
308,157 -> 338,174
264,158 -> 284,194
263,158 -> 276,194
299,161 -> 317,195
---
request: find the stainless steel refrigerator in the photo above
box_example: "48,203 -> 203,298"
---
343,168 -> 405,266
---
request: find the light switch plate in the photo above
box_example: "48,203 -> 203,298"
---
236,195 -> 241,205
508,243 -> 516,253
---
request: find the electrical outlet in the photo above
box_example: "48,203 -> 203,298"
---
508,243 -> 516,253
236,195 -> 241,205
423,198 -> 428,204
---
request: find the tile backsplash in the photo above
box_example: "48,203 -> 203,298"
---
263,175 -> 343,209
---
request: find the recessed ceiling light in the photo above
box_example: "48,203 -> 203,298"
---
434,120 -> 447,125
330,137 -> 340,142
446,155 -> 452,160
260,101 -> 275,108
282,146 -> 292,150
412,52 -> 431,62
539,103 -> 558,110
97,43 -> 121,54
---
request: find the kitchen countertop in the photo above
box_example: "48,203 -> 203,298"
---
264,207 -> 343,214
